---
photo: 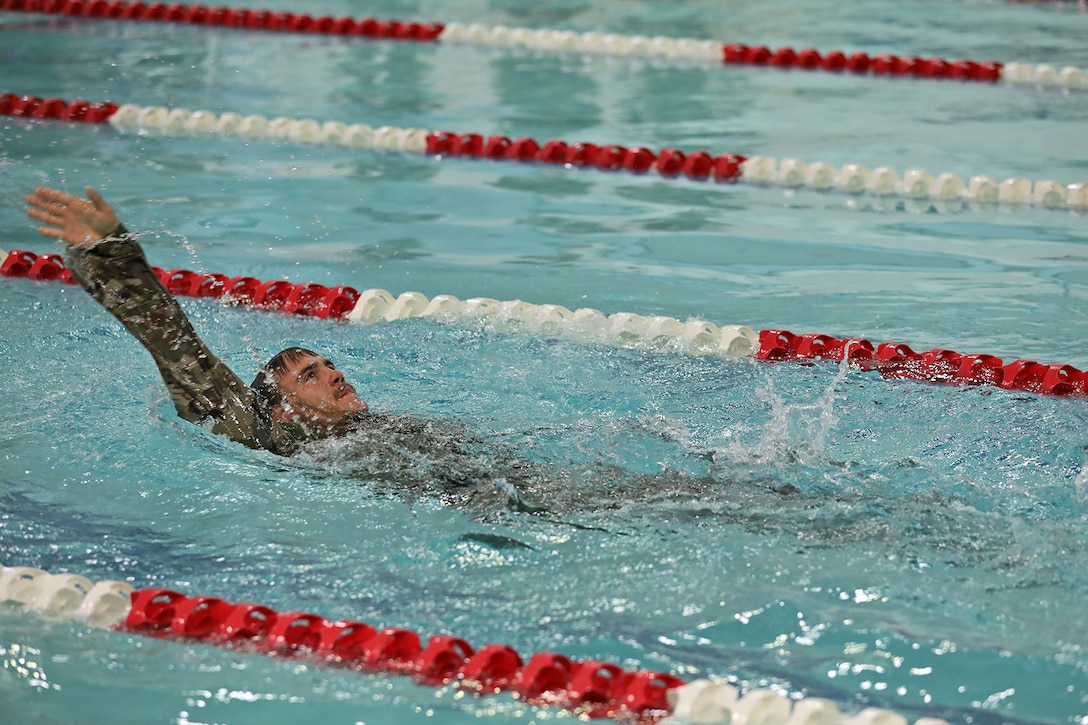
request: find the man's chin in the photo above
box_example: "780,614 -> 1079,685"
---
343,396 -> 368,413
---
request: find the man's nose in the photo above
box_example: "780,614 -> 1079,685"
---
330,369 -> 344,385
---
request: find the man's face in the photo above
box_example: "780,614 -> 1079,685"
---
273,353 -> 368,426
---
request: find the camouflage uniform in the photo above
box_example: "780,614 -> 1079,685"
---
66,226 -> 304,456
65,228 -> 567,517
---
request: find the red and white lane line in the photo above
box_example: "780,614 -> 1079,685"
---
0,246 -> 760,359
5,246 -> 1088,400
4,94 -> 1085,210
2,0 -> 1085,90
0,563 -> 948,725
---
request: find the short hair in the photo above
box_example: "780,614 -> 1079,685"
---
251,347 -> 320,407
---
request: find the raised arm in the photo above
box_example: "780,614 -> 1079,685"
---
27,186 -> 298,455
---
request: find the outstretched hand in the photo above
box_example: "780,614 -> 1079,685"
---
27,186 -> 122,249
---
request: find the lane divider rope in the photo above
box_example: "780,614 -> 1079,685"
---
0,563 -> 950,725
4,247 -> 1088,399
0,247 -> 759,359
441,26 -> 1085,92
4,94 -> 1086,211
2,1 -> 1084,91
0,0 -> 445,40
755,329 -> 1088,398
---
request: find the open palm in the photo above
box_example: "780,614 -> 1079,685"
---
27,186 -> 122,248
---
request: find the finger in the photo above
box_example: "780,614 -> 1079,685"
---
27,192 -> 52,208
27,207 -> 61,224
85,186 -> 112,213
26,194 -> 61,215
34,187 -> 79,206
36,225 -> 63,239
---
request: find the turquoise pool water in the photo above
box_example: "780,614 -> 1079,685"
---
2,1 -> 1088,723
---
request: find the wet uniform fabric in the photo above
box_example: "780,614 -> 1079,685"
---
66,226 -> 309,456
64,228 -> 549,515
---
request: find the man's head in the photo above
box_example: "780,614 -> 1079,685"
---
251,347 -> 368,427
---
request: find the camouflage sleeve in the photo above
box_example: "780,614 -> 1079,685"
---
65,226 -> 299,456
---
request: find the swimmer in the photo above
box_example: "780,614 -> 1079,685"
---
25,185 -> 793,522
27,185 -> 373,457
24,185 -> 605,519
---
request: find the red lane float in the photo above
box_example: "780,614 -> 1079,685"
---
154,265 -> 360,318
0,0 -> 445,40
0,249 -> 78,282
121,586 -> 682,722
0,92 -> 117,122
722,43 -> 1003,83
424,131 -> 748,182
758,329 -> 1088,397
1,248 -> 359,320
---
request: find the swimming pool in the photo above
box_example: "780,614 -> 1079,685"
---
2,0 -> 1088,723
